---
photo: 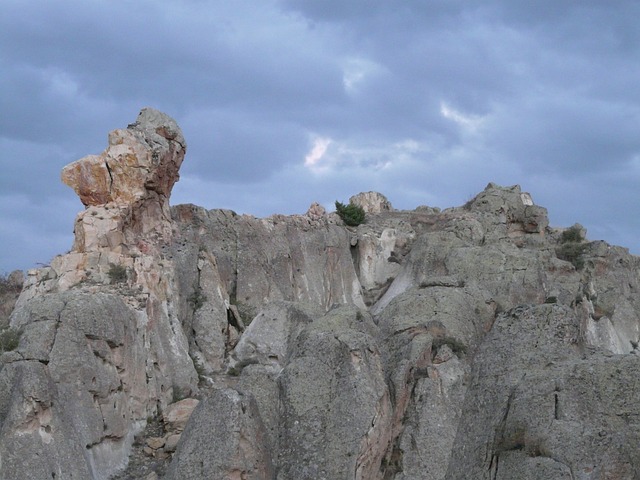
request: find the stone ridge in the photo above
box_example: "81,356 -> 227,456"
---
2,109 -> 640,479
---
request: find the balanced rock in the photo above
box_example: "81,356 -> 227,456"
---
61,108 -> 185,255
61,108 -> 185,207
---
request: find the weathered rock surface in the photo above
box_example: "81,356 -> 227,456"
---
276,305 -> 391,480
446,304 -> 640,479
2,109 -> 198,480
4,110 -> 640,480
61,108 -> 185,208
350,191 -> 394,214
165,388 -> 274,480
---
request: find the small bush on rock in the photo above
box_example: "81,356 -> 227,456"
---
335,201 -> 365,226
107,263 -> 128,284
557,224 -> 587,270
0,272 -> 22,295
557,243 -> 587,270
0,328 -> 21,352
560,225 -> 584,243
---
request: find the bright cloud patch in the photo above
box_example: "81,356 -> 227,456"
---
342,57 -> 382,92
304,137 -> 333,172
304,135 -> 423,174
440,102 -> 484,131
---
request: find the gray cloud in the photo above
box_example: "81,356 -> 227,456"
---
1,0 -> 640,272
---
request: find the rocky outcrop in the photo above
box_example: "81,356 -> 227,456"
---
350,191 -> 394,214
165,389 -> 273,479
2,109 -> 198,480
4,110 -> 640,479
61,107 -> 185,253
447,303 -> 640,479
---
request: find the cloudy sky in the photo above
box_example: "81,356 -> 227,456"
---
2,0 -> 640,273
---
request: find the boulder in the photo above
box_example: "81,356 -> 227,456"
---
306,201 -> 327,222
464,183 -> 549,239
61,108 -> 185,207
277,305 -> 392,480
350,191 -> 393,214
165,388 -> 274,480
163,398 -> 200,433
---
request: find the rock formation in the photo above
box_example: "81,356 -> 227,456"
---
3,109 -> 640,479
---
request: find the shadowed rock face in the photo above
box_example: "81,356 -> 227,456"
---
4,109 -> 640,479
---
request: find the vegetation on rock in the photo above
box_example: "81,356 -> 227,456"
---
108,263 -> 128,284
0,328 -> 21,352
556,224 -> 587,269
335,201 -> 365,226
0,272 -> 21,295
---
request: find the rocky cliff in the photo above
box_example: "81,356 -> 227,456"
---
2,109 -> 640,480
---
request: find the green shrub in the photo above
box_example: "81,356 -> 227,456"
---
557,225 -> 587,269
0,328 -> 21,352
335,201 -> 365,226
0,273 -> 21,295
560,225 -> 584,243
107,263 -> 128,284
557,243 -> 587,269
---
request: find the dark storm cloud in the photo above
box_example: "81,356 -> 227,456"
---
1,0 -> 640,272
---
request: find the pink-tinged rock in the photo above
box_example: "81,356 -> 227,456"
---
61,155 -> 112,206
60,108 -> 186,255
62,108 -> 185,208
163,433 -> 181,453
306,202 -> 326,221
163,398 -> 199,433
349,191 -> 393,213
146,436 -> 165,450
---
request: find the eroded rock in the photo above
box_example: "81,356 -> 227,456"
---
165,388 -> 274,480
350,191 -> 393,214
5,107 -> 640,480
62,108 -> 185,207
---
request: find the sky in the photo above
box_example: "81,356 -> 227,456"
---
2,0 -> 640,273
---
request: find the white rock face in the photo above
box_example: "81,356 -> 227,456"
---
350,191 -> 393,213
356,225 -> 415,306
